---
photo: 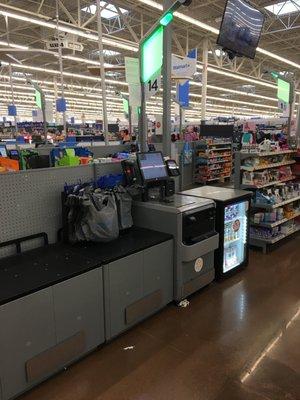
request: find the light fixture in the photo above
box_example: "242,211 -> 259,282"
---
0,40 -> 28,50
0,8 -> 138,52
160,12 -> 174,26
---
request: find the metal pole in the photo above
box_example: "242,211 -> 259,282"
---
201,38 -> 208,125
162,0 -> 172,157
41,93 -> 47,136
140,81 -> 148,152
5,16 -> 16,134
55,0 -> 67,133
96,0 -> 109,145
179,106 -> 183,137
128,105 -> 132,135
53,77 -> 59,125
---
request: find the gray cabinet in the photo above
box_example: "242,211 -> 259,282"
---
143,240 -> 173,303
105,240 -> 173,339
0,289 -> 56,400
104,252 -> 144,339
53,268 -> 105,354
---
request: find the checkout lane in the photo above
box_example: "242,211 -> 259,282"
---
0,150 -> 253,400
128,151 -> 252,286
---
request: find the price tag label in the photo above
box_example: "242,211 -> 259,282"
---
145,73 -> 161,100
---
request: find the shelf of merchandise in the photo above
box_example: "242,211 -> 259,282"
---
241,176 -> 296,189
194,139 -> 233,184
209,160 -> 230,165
241,160 -> 296,172
251,210 -> 300,228
224,237 -> 240,245
250,225 -> 300,253
252,195 -> 300,210
235,149 -> 299,252
239,150 -> 296,158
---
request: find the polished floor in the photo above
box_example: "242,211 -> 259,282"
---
21,238 -> 300,400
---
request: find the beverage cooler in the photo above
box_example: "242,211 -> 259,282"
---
180,187 -> 252,279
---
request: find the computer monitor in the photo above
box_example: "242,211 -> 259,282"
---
137,151 -> 168,182
0,144 -> 8,157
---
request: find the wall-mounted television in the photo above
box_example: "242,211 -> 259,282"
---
217,0 -> 265,59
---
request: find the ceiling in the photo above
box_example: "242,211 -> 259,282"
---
0,0 -> 299,122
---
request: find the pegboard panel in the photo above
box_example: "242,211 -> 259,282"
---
0,165 -> 94,258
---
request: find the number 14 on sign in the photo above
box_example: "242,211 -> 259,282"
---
145,73 -> 161,100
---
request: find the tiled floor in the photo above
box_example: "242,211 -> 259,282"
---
20,237 -> 300,400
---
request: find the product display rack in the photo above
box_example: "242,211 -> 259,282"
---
194,139 -> 233,184
235,149 -> 300,253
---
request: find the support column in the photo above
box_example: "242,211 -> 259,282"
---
201,38 -> 209,125
162,0 -> 172,157
53,77 -> 59,125
5,16 -> 16,134
55,0 -> 66,133
96,0 -> 109,145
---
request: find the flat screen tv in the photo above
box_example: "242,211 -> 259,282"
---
217,0 -> 264,59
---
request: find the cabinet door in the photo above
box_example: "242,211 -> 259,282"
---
53,268 -> 105,354
143,240 -> 173,304
0,289 -> 56,400
105,252 -> 143,339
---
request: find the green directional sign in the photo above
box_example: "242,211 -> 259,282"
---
141,25 -> 164,84
35,90 -> 42,109
277,78 -> 291,104
123,98 -> 129,114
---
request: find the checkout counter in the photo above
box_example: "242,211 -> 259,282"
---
128,152 -> 219,302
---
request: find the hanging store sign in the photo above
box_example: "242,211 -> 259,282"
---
171,51 -> 197,82
8,104 -> 17,117
125,57 -> 141,107
46,39 -> 84,52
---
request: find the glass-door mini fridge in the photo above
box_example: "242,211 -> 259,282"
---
180,187 -> 252,278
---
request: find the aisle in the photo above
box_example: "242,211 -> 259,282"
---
20,238 -> 300,400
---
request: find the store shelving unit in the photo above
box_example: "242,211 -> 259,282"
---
235,150 -> 300,253
194,139 -> 233,184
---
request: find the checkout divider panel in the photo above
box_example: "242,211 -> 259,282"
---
0,163 -> 123,259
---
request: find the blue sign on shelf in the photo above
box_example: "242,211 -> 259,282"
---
70,117 -> 75,124
56,97 -> 67,112
8,105 -> 17,116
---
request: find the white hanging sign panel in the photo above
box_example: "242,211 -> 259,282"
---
46,39 -> 83,52
171,54 -> 197,81
144,72 -> 161,100
125,57 -> 141,107
125,57 -> 140,85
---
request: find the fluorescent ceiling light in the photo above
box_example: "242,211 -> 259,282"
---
0,40 -> 28,50
103,49 -> 121,56
265,1 -> 300,16
82,2 -> 128,20
0,8 -> 137,52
